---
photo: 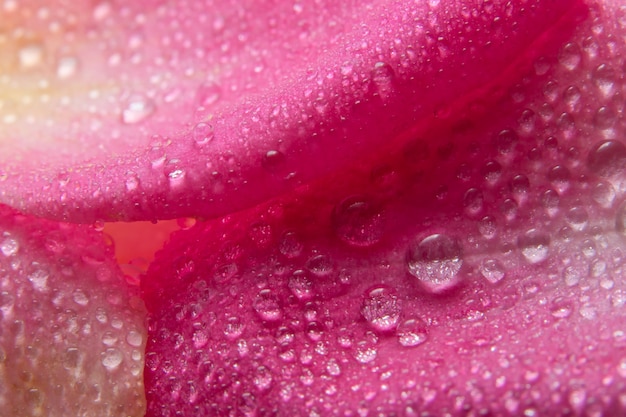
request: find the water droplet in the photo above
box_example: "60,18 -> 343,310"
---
518,230 -> 550,263
306,254 -> 334,277
587,140 -> 626,177
592,64 -> 616,97
125,172 -> 140,192
594,106 -> 617,130
72,289 -> 89,306
496,129 -> 519,159
479,258 -> 506,284
354,342 -> 377,364
102,348 -> 123,370
56,56 -> 78,79
478,215 -> 497,239
406,234 -> 463,292
122,94 -> 155,124
253,366 -> 273,391
565,206 -> 589,231
558,42 -> 581,71
224,316 -> 245,340
332,197 -> 384,247
326,359 -> 341,376
126,330 -> 143,347
288,271 -> 313,301
481,161 -> 502,185
253,289 -> 282,322
262,150 -> 286,173
550,297 -> 572,318
547,165 -> 571,193
28,270 -> 49,292
0,237 -> 19,256
371,62 -> 395,100
279,231 -> 303,259
18,43 -> 45,69
396,318 -> 428,347
361,286 -> 401,332
463,188 -> 483,216
192,122 -> 214,146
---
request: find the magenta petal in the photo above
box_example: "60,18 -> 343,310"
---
0,0 -> 579,222
143,1 -> 626,415
0,205 -> 147,415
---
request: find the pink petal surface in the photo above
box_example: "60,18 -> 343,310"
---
0,205 -> 147,416
143,1 -> 626,415
0,0 -> 578,222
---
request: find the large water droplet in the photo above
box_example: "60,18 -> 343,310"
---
396,318 -> 428,347
406,234 -> 463,292
360,286 -> 401,332
518,230 -> 550,264
332,197 -> 384,247
587,140 -> 626,178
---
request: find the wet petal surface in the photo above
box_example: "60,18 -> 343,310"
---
142,1 -> 626,415
0,205 -> 146,416
0,0 -> 577,222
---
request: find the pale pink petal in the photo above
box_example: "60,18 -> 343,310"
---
142,1 -> 626,415
0,0 -> 577,222
0,205 -> 146,416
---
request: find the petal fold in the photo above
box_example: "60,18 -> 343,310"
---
0,0 -> 580,222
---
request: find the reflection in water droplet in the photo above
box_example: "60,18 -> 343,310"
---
479,258 -> 506,284
587,140 -> 626,177
518,230 -> 550,264
122,94 -> 155,124
396,318 -> 428,347
406,234 -> 463,292
332,197 -> 384,247
361,286 -> 401,332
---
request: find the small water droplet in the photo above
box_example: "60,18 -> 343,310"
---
125,172 -> 140,192
126,330 -> 143,347
102,348 -> 123,370
18,43 -> 45,69
396,318 -> 428,347
326,359 -> 341,376
550,297 -> 572,318
406,234 -> 463,292
565,206 -> 589,231
224,316 -> 245,340
361,286 -> 401,332
558,42 -> 581,71
354,342 -> 377,364
56,56 -> 78,79
518,230 -> 550,263
192,122 -> 214,146
28,270 -> 49,292
306,254 -> 334,277
371,62 -> 395,100
122,94 -> 155,124
279,231 -> 303,259
0,237 -> 19,256
253,366 -> 273,391
479,258 -> 506,284
592,64 -> 616,97
288,271 -> 313,301
463,188 -> 484,216
332,197 -> 384,247
587,140 -> 626,177
72,289 -> 89,306
253,289 -> 282,322
478,215 -> 497,239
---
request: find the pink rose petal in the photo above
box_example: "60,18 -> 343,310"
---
0,205 -> 147,416
0,0 -> 579,222
142,1 -> 626,415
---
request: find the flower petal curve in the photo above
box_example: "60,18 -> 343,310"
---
142,0 -> 626,415
0,0 -> 579,222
